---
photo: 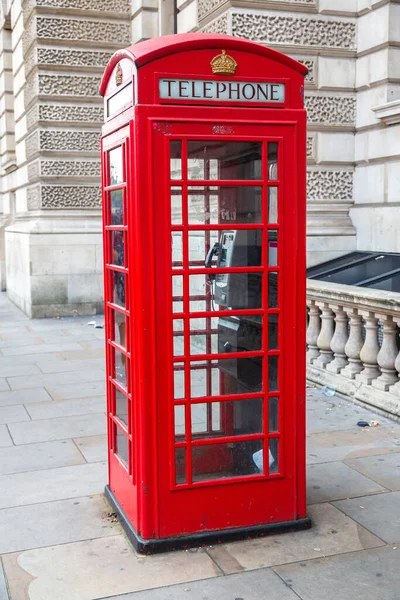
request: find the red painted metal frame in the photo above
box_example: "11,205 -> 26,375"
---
100,34 -> 307,545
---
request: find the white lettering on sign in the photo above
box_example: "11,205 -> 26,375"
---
159,79 -> 285,104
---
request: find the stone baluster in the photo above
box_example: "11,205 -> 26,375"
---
306,300 -> 321,364
356,311 -> 381,385
326,305 -> 349,374
390,321 -> 400,397
372,315 -> 399,391
314,302 -> 335,369
341,308 -> 364,379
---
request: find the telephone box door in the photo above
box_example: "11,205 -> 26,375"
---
153,119 -> 304,537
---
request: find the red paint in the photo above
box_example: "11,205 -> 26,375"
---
100,34 -> 307,542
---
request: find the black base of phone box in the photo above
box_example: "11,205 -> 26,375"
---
105,485 -> 312,555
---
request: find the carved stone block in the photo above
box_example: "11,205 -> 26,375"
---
231,13 -> 356,50
25,131 -> 40,159
41,184 -> 101,209
38,74 -> 101,97
198,0 -> 315,21
39,130 -> 101,152
27,160 -> 40,182
37,48 -> 112,69
307,135 -> 315,160
307,170 -> 353,200
27,185 -> 41,210
199,13 -> 228,34
298,58 -> 315,84
34,0 -> 130,12
37,104 -> 103,124
41,159 -> 101,177
306,95 -> 356,126
36,16 -> 131,44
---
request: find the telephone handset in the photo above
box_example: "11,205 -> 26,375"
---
205,242 -> 222,282
205,230 -> 261,309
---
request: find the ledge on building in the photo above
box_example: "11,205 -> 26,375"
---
372,100 -> 400,126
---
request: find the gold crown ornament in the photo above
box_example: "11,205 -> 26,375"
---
210,50 -> 238,75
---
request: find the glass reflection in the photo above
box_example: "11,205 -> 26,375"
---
188,186 -> 262,224
113,310 -> 126,349
112,272 -> 126,308
175,447 -> 186,484
115,350 -> 127,388
109,146 -> 123,185
110,189 -> 123,225
192,439 -> 263,482
111,231 -> 124,266
187,141 -> 262,180
268,142 -> 278,180
114,425 -> 128,468
115,387 -> 128,427
170,141 -> 182,180
191,398 -> 262,438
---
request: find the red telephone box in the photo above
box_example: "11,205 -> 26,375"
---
99,33 -> 310,553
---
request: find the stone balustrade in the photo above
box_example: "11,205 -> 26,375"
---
306,279 -> 400,419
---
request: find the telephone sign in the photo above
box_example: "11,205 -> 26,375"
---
100,33 -> 310,554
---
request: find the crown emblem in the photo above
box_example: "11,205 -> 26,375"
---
210,50 -> 238,75
115,63 -> 123,86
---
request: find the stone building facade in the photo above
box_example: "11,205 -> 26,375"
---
0,0 -> 399,316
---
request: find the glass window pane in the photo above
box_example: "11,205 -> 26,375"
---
190,317 -> 218,356
187,141 -> 262,181
268,314 -> 278,350
115,387 -> 128,427
114,425 -> 128,468
192,439 -> 263,482
115,350 -> 128,388
175,447 -> 186,484
190,357 -> 263,397
109,146 -> 123,185
269,397 -> 279,432
269,438 -> 279,474
173,319 -> 184,357
172,275 -> 183,313
190,272 -> 262,311
268,142 -> 278,181
174,364 -> 185,399
268,273 -> 278,308
191,398 -> 262,439
110,231 -> 124,267
172,232 -> 183,269
174,405 -> 185,440
268,231 -> 278,267
171,186 -> 182,224
188,186 -> 262,224
268,187 -> 278,223
170,141 -> 182,180
113,310 -> 126,349
189,229 -> 262,269
268,356 -> 278,392
112,271 -> 126,308
110,189 -> 123,225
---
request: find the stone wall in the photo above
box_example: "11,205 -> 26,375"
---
1,0 -> 131,316
197,0 -> 359,267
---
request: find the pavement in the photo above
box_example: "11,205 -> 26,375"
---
0,291 -> 400,600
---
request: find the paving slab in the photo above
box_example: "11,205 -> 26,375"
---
8,536 -> 221,600
56,349 -> 105,360
8,413 -> 106,444
0,559 -> 10,600
306,391 -> 389,434
97,569 -> 300,600
0,439 -> 85,476
7,370 -> 106,391
0,425 -> 12,447
345,453 -> 400,491
47,380 -> 106,401
25,396 -> 105,420
0,379 -> 9,392
0,405 -> 30,425
206,503 -> 384,573
307,460 -> 387,504
36,358 -> 105,374
0,462 -> 107,509
0,353 -> 61,367
0,388 -> 53,408
1,343 -> 84,357
334,491 -> 400,544
74,435 -> 108,463
307,426 -> 400,464
0,495 -> 117,554
275,545 -> 400,600
0,364 -> 41,379
0,338 -> 44,349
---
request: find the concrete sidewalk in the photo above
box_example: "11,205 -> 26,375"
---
0,291 -> 400,600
